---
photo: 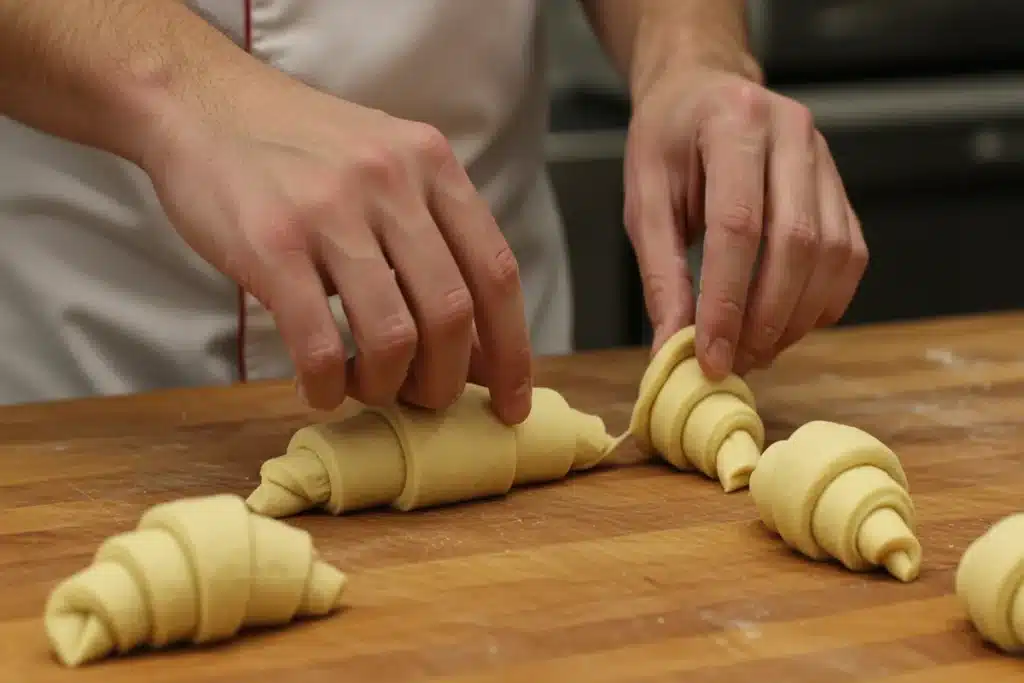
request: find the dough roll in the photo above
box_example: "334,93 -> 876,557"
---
749,420 -> 921,582
955,513 -> 1024,653
246,383 -> 617,518
627,325 -> 765,492
44,494 -> 346,667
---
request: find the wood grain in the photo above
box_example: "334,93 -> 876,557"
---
3,313 -> 1024,682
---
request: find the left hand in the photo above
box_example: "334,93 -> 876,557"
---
623,65 -> 868,379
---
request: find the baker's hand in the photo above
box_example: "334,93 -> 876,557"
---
140,72 -> 532,423
624,65 -> 868,379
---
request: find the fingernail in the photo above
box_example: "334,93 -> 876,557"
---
708,337 -> 733,376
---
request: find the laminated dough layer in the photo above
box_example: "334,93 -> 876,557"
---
955,513 -> 1024,653
247,383 -> 618,518
749,420 -> 921,582
44,494 -> 346,667
626,325 -> 765,492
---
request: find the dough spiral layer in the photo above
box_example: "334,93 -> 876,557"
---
626,326 -> 765,492
246,383 -> 618,518
749,420 -> 921,582
955,513 -> 1024,653
44,494 -> 347,667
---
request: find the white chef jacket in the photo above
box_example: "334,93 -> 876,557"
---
0,0 -> 572,405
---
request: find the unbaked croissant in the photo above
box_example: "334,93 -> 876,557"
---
955,513 -> 1024,652
626,325 -> 765,491
246,383 -> 619,518
44,494 -> 347,667
749,420 -> 921,582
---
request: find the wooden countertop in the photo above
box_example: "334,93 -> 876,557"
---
4,313 -> 1024,682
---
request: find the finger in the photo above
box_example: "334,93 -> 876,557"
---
775,133 -> 856,353
735,101 -> 820,374
817,149 -> 868,326
318,216 -> 418,407
373,190 -> 474,412
695,91 -> 770,379
623,140 -> 694,356
467,324 -> 488,385
427,144 -> 532,425
817,206 -> 868,326
258,251 -> 349,411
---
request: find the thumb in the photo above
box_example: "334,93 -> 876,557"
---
624,146 -> 695,355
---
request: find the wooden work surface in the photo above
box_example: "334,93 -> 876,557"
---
3,313 -> 1024,682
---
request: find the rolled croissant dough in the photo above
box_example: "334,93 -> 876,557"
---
247,383 -> 618,517
749,420 -> 921,582
44,494 -> 346,667
955,513 -> 1024,653
247,326 -> 771,519
627,326 -> 766,492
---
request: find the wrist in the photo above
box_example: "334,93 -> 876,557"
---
629,23 -> 763,104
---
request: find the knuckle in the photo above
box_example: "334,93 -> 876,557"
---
848,225 -> 870,273
349,144 -> 404,189
723,82 -> 771,123
252,210 -> 308,256
821,234 -> 849,265
784,100 -> 817,137
423,286 -> 475,335
296,174 -> 347,225
361,313 -> 418,364
784,217 -> 819,256
299,339 -> 345,377
703,292 -> 746,325
717,203 -> 761,242
754,322 -> 785,351
484,246 -> 522,296
851,242 -> 870,273
406,122 -> 453,167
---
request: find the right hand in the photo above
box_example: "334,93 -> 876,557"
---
138,71 -> 533,424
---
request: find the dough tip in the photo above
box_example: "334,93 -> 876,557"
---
884,550 -> 919,583
45,610 -> 115,668
718,467 -> 753,493
298,560 -> 348,617
245,482 -> 314,518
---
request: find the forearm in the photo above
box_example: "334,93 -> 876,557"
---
0,0 -> 272,167
579,0 -> 762,101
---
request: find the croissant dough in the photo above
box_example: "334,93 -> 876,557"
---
955,513 -> 1024,653
748,420 -> 921,582
247,383 -> 618,517
44,494 -> 347,667
626,325 -> 765,491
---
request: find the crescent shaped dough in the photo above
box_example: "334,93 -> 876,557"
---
955,513 -> 1024,653
246,384 -> 618,518
43,494 -> 346,667
626,326 -> 765,492
748,420 -> 921,582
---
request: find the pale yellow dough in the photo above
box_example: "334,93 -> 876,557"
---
955,513 -> 1024,653
246,383 -> 618,517
748,420 -> 921,582
43,494 -> 347,667
625,325 -> 765,492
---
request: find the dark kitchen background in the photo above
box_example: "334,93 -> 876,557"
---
543,0 -> 1024,350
